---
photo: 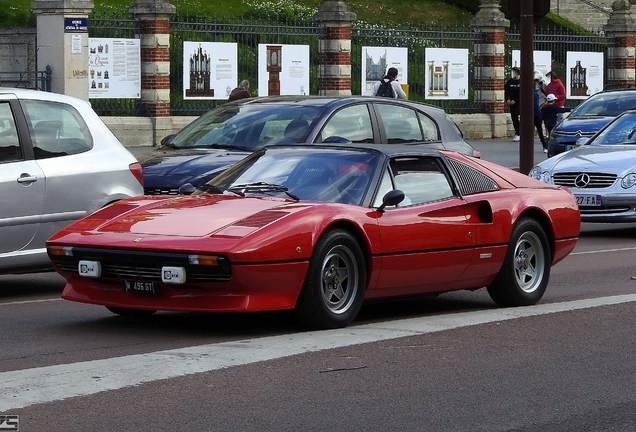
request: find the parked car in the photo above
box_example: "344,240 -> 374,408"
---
0,89 -> 144,274
547,88 -> 636,157
532,109 -> 636,222
138,96 -> 480,195
48,144 -> 579,329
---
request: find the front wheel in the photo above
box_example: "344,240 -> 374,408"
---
487,218 -> 551,307
294,229 -> 366,329
106,306 -> 157,317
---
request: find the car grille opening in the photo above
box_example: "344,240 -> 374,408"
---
552,172 -> 617,189
49,247 -> 231,282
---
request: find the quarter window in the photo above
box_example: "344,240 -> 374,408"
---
21,100 -> 92,159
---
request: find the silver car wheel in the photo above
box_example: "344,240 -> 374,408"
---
320,244 -> 359,315
513,231 -> 546,294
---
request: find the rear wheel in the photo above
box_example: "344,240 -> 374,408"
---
106,306 -> 157,317
294,229 -> 366,329
487,218 -> 550,307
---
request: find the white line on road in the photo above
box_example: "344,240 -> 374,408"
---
571,246 -> 636,255
0,298 -> 61,306
2,294 -> 636,411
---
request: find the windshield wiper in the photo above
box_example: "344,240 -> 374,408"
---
196,184 -> 244,196
228,182 -> 300,200
196,143 -> 253,151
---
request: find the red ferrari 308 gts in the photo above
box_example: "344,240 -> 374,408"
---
47,144 -> 580,329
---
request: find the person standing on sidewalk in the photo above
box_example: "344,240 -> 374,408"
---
504,67 -> 521,141
545,71 -> 566,107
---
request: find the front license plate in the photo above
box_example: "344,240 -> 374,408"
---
124,280 -> 156,294
575,194 -> 602,206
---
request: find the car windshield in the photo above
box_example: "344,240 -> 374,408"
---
589,112 -> 636,145
570,92 -> 636,117
198,147 -> 379,205
165,104 -> 325,150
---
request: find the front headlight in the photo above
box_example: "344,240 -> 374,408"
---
621,173 -> 636,188
529,167 -> 553,184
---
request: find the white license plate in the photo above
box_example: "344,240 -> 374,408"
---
125,280 -> 156,294
575,194 -> 602,206
78,260 -> 101,277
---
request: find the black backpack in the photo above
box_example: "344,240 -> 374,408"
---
376,78 -> 395,98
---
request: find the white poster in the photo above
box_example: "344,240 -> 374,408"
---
361,47 -> 408,96
424,48 -> 469,100
566,51 -> 604,99
88,38 -> 141,99
183,42 -> 238,100
511,50 -> 552,80
257,44 -> 310,96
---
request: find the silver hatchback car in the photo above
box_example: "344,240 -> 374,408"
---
0,89 -> 144,274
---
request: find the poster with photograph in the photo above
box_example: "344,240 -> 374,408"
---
566,51 -> 604,99
257,44 -> 310,96
183,42 -> 238,100
511,50 -> 552,80
88,38 -> 140,99
424,48 -> 469,100
361,47 -> 408,96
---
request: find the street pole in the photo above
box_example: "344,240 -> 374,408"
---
519,0 -> 535,174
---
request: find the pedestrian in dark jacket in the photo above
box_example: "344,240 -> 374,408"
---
504,66 -> 521,141
228,79 -> 251,101
541,93 -> 571,135
534,90 -> 547,151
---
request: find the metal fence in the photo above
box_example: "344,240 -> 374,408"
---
87,13 -> 611,116
0,65 -> 52,92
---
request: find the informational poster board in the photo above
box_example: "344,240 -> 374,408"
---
511,50 -> 552,81
257,44 -> 310,96
361,47 -> 408,96
88,38 -> 141,99
424,48 -> 469,100
183,42 -> 238,100
566,51 -> 604,99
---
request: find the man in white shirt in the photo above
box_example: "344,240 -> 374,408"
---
372,67 -> 407,99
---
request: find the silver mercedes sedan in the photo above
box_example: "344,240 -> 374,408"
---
530,109 -> 636,222
0,89 -> 144,274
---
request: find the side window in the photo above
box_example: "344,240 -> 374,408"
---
418,112 -> 440,141
372,168 -> 395,208
0,102 -> 22,163
389,157 -> 454,206
377,104 -> 424,144
21,100 -> 92,159
319,105 -> 373,143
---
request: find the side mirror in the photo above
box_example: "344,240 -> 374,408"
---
376,189 -> 405,213
576,137 -> 590,147
161,134 -> 176,146
178,183 -> 196,195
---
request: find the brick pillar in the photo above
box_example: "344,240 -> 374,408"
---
604,0 -> 636,89
313,1 -> 356,96
471,0 -> 510,138
129,0 -> 176,118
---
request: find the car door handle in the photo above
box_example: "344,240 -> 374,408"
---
17,174 -> 38,184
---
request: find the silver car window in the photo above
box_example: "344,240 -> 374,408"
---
377,104 -> 424,144
320,105 -> 374,143
21,100 -> 93,159
0,103 -> 21,163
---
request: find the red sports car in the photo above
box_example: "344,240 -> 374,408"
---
47,145 -> 580,329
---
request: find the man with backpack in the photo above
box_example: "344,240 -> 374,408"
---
372,67 -> 407,99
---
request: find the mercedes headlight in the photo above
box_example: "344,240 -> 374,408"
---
621,173 -> 636,189
529,167 -> 553,184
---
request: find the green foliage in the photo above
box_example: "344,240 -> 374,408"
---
0,0 -> 35,27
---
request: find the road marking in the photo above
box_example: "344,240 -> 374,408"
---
0,298 -> 61,306
571,246 -> 636,255
2,294 -> 636,411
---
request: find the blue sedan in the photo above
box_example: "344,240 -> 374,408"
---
138,96 -> 479,195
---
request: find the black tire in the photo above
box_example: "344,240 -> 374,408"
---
106,306 -> 157,317
294,229 -> 366,329
487,218 -> 551,307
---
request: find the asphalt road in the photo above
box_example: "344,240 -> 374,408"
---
2,140 -> 636,431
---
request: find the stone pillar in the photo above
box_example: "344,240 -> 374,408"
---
604,0 -> 636,89
470,0 -> 510,138
31,0 -> 94,99
313,1 -> 356,96
129,0 -> 176,118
